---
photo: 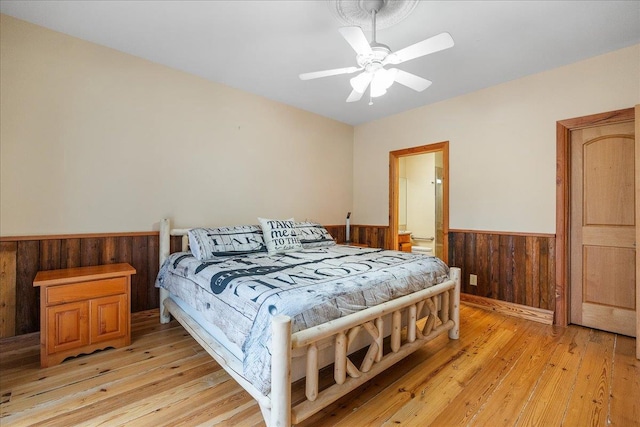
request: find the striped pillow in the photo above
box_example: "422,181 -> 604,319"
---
188,225 -> 266,260
294,222 -> 336,248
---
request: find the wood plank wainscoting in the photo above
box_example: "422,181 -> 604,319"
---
0,226 -> 555,338
0,233 -> 176,338
0,225 -> 389,339
323,224 -> 391,249
449,229 -> 556,324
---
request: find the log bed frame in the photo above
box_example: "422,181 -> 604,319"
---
158,218 -> 461,426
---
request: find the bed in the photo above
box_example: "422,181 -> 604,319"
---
156,218 -> 461,426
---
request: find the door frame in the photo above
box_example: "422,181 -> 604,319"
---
389,141 -> 449,263
555,107 -> 636,329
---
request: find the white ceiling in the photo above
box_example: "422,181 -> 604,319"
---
1,0 -> 639,126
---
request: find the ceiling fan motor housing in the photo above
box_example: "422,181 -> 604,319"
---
356,43 -> 391,68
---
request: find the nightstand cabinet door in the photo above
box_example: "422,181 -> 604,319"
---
46,301 -> 90,354
91,294 -> 128,344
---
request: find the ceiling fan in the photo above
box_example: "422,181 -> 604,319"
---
299,0 -> 454,104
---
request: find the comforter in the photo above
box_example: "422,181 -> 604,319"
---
156,245 -> 449,395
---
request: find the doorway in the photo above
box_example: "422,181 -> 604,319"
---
389,142 -> 449,263
556,108 -> 637,339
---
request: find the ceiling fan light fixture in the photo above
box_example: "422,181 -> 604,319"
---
370,68 -> 395,97
350,71 -> 372,93
370,84 -> 387,98
377,68 -> 397,88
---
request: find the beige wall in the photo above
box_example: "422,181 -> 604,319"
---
2,14 -> 639,237
354,44 -> 640,234
0,15 -> 353,235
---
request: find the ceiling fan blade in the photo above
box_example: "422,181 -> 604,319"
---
346,89 -> 365,103
338,26 -> 373,56
391,69 -> 432,92
299,66 -> 361,80
385,32 -> 454,65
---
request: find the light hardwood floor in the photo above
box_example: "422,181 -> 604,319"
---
1,304 -> 638,426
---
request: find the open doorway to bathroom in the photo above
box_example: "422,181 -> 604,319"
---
389,142 -> 448,263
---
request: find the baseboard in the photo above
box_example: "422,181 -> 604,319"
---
461,293 -> 554,325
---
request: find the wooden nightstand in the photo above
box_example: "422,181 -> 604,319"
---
33,263 -> 136,367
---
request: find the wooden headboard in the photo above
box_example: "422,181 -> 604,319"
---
159,218 -> 189,266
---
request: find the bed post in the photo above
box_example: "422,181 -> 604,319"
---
159,218 -> 171,324
449,267 -> 461,339
271,315 -> 292,427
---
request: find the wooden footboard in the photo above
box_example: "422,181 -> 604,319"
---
271,270 -> 460,426
157,218 -> 460,427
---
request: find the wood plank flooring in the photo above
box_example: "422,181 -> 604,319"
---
1,305 -> 637,426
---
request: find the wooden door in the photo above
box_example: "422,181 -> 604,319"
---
570,120 -> 636,336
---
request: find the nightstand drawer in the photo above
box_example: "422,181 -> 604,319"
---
47,277 -> 127,305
